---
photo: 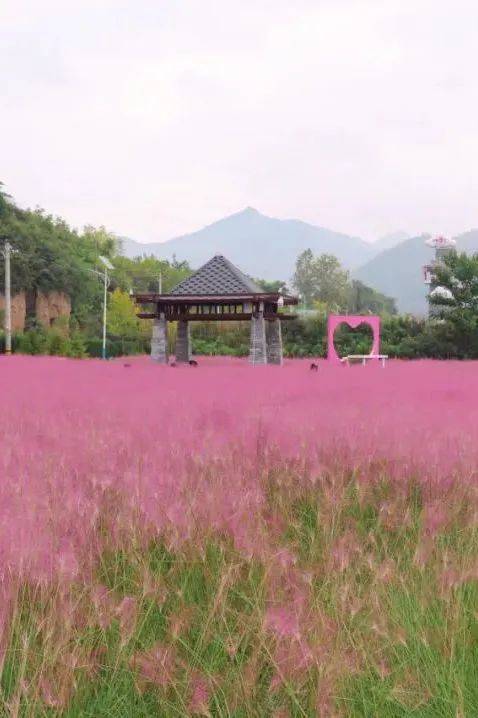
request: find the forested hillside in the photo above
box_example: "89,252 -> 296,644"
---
0,183 -> 191,355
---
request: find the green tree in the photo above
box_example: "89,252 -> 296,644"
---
112,255 -> 191,296
0,181 -> 12,218
81,225 -> 119,259
346,279 -> 397,315
292,250 -> 349,309
107,289 -> 142,339
430,251 -> 478,357
254,278 -> 289,294
292,249 -> 316,307
313,254 -> 349,308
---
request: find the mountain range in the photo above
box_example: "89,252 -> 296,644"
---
119,209 -> 478,315
355,230 -> 478,314
120,208 -> 375,278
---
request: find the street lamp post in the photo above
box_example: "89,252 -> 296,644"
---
4,241 -> 11,354
88,256 -> 113,360
99,256 -> 113,360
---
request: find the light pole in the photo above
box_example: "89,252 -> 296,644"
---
99,256 -> 113,359
88,256 -> 113,359
4,241 -> 12,354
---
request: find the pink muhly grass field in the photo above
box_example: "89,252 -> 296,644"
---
1,354 -> 478,715
1,355 -> 475,579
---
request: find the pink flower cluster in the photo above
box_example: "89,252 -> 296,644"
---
0,354 -> 477,586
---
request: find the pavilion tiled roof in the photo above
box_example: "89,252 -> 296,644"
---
170,254 -> 263,296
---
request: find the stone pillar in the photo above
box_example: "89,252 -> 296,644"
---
175,320 -> 191,363
249,309 -> 267,365
266,318 -> 283,365
151,314 -> 168,364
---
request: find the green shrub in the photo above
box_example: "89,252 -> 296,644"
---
47,332 -> 69,356
2,312 -> 475,361
16,329 -> 48,355
85,336 -> 149,359
66,333 -> 88,359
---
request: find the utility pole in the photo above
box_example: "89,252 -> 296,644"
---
99,255 -> 113,360
158,271 -> 162,294
102,267 -> 108,360
4,241 -> 12,355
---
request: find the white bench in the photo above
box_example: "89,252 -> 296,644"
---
341,354 -> 388,368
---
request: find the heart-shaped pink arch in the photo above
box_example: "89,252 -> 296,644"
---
327,315 -> 381,364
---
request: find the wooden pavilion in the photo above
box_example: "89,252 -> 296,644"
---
133,254 -> 298,365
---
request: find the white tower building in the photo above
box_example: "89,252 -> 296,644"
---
423,236 -> 456,316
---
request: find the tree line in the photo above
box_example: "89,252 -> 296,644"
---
292,249 -> 397,315
1,182 -> 478,359
186,249 -> 478,359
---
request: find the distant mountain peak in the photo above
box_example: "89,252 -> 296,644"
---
211,206 -> 263,227
372,230 -> 411,253
377,230 -> 409,243
230,206 -> 264,221
120,208 -> 374,280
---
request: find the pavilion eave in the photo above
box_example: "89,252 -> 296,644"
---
137,311 -> 297,321
133,292 -> 298,306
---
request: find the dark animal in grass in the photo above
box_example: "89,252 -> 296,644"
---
310,363 -> 319,372
123,363 -> 131,368
170,361 -> 177,367
189,359 -> 198,367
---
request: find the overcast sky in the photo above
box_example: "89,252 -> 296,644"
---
1,0 -> 477,243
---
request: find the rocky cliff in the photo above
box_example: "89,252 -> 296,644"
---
0,290 -> 71,331
0,291 -> 27,332
35,291 -> 71,328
